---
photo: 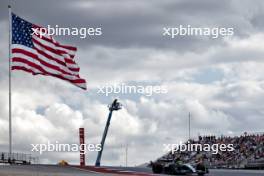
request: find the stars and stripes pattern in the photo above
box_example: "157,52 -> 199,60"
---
11,13 -> 87,90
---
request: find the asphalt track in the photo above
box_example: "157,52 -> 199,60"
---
0,165 -> 263,176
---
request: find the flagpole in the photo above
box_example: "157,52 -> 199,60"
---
8,5 -> 12,161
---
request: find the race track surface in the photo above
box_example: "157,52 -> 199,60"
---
0,165 -> 101,176
0,165 -> 263,176
209,169 -> 264,176
96,166 -> 264,176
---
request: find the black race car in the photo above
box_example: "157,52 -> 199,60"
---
151,159 -> 209,175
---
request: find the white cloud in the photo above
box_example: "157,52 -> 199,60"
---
0,0 -> 264,166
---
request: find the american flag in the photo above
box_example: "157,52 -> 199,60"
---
11,13 -> 87,90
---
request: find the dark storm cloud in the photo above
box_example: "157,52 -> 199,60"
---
1,0 -> 263,52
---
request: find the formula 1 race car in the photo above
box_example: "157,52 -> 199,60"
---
151,159 -> 209,175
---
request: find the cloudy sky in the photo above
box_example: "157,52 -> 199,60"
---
0,0 -> 264,166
